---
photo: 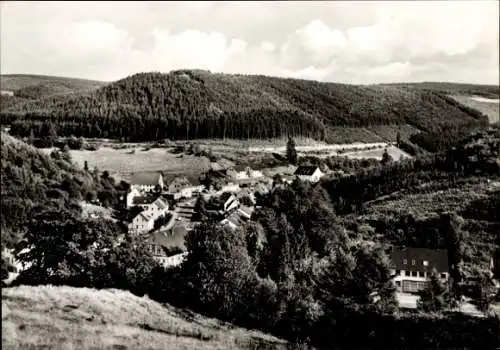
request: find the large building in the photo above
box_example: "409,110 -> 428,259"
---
389,247 -> 449,293
127,172 -> 164,192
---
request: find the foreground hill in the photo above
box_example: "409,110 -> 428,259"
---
1,71 -> 491,145
2,285 -> 287,350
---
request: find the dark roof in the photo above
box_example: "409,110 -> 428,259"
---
389,248 -> 449,273
294,166 -> 320,176
133,196 -> 156,205
127,172 -> 162,186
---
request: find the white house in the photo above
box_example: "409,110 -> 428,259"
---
167,177 -> 205,199
132,196 -> 169,221
389,248 -> 450,293
294,166 -> 324,183
128,212 -> 155,234
125,187 -> 141,208
127,172 -> 164,193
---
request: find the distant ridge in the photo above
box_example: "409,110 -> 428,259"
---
0,70 -> 493,144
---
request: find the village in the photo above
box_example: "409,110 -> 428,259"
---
119,163 -> 327,269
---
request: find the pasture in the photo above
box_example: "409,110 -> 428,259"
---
2,285 -> 287,350
449,95 -> 500,124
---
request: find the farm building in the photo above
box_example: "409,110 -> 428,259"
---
294,166 -> 324,183
389,247 -> 449,293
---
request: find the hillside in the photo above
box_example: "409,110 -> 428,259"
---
2,285 -> 288,350
0,74 -> 106,112
0,74 -> 105,97
1,71 -> 491,146
383,82 -> 500,99
0,132 -> 125,246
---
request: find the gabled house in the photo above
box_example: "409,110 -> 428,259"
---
125,187 -> 141,208
221,192 -> 239,214
131,195 -> 169,221
167,177 -> 205,200
127,172 -> 164,193
238,205 -> 254,220
128,211 -> 155,234
389,247 -> 449,293
294,166 -> 324,183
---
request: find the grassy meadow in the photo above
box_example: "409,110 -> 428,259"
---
2,285 -> 287,350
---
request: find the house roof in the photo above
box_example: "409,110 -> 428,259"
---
220,192 -> 235,203
136,211 -> 153,222
389,247 -> 449,273
238,205 -> 254,218
153,197 -> 169,209
127,172 -> 162,186
168,176 -> 193,189
133,196 -> 156,205
294,166 -> 320,176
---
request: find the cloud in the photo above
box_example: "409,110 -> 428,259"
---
1,1 -> 498,84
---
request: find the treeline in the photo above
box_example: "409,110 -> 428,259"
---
1,70 -> 489,144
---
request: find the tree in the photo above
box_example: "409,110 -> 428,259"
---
193,196 -> 208,222
287,136 -> 298,165
179,222 -> 257,320
417,271 -> 449,312
396,132 -> 402,147
381,148 -> 393,165
62,145 -> 72,162
84,161 -> 89,172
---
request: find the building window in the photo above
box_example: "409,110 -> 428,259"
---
403,259 -> 407,265
404,270 -> 409,276
440,273 -> 447,279
395,270 -> 400,276
411,271 -> 417,277
395,281 -> 401,286
411,259 -> 416,265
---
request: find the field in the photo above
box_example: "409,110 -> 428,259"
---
40,138 -> 412,177
40,146 -> 217,177
449,95 -> 499,124
2,285 -> 287,350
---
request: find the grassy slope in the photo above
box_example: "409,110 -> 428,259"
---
449,95 -> 499,124
2,285 -> 287,350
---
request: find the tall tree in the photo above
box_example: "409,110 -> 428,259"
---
287,136 -> 298,165
381,148 -> 393,165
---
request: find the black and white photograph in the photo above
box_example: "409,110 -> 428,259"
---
1,1 -> 499,349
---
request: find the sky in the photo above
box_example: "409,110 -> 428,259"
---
1,1 -> 498,84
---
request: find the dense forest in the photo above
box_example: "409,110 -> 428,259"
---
1,71 -> 492,151
0,132 -> 127,247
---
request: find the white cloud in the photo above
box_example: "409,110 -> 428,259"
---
0,1 -> 497,84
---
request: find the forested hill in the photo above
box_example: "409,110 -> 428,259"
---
2,70 -> 491,143
0,132 -> 126,247
0,74 -> 106,111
